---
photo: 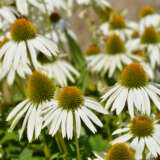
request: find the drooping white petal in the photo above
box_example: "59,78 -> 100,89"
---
82,107 -> 103,127
111,133 -> 132,144
112,128 -> 129,135
78,108 -> 97,133
67,110 -> 73,139
7,99 -> 29,121
27,106 -> 36,142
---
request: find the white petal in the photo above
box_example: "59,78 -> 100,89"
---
78,108 -> 97,133
67,110 -> 73,139
75,110 -> 81,138
27,106 -> 36,142
7,99 -> 29,121
111,133 -> 132,144
82,107 -> 103,127
112,128 -> 129,135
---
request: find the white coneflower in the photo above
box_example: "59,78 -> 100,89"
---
0,18 -> 58,85
101,63 -> 160,118
88,34 -> 141,77
92,143 -> 135,160
46,12 -> 76,43
139,6 -> 160,32
43,86 -> 107,139
38,53 -> 80,87
112,116 -> 160,159
6,71 -> 56,142
100,14 -> 138,40
127,26 -> 160,68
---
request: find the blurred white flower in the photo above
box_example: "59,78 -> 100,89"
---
40,56 -> 80,87
112,116 -> 160,159
67,0 -> 110,9
139,6 -> 160,33
101,63 -> 160,118
100,14 -> 138,40
0,6 -> 18,23
42,86 -> 107,139
87,34 -> 141,77
15,0 -> 45,15
127,26 -> 160,68
46,12 -> 76,43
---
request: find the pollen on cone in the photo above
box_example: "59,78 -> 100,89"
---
139,6 -> 155,18
120,63 -> 148,88
11,18 -> 36,42
105,34 -> 126,54
58,86 -> 84,110
109,14 -> 126,30
27,71 -> 56,104
105,143 -> 135,160
130,116 -> 154,137
141,26 -> 160,44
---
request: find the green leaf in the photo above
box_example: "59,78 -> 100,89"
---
64,30 -> 90,93
19,148 -> 33,160
89,135 -> 108,152
0,132 -> 19,144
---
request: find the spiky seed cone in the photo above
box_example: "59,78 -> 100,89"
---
58,86 -> 84,110
130,116 -> 154,137
105,34 -> 126,54
109,14 -> 126,30
105,143 -> 135,160
11,18 -> 36,42
27,71 -> 56,104
120,63 -> 148,88
139,6 -> 155,18
141,26 -> 160,44
85,44 -> 100,56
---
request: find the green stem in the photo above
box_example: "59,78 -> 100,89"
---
55,135 -> 63,152
57,131 -> 70,160
25,41 -> 36,71
73,115 -> 81,160
42,133 -> 51,160
142,149 -> 146,160
57,131 -> 68,153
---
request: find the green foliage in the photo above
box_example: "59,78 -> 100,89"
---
89,135 -> 109,152
65,30 -> 90,93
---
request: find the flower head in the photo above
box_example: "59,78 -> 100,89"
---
58,86 -> 84,110
11,18 -> 36,42
120,63 -> 148,88
141,26 -> 160,44
50,12 -> 61,23
27,71 -> 56,104
85,44 -> 100,56
139,6 -> 155,19
109,14 -> 126,30
130,116 -> 154,138
105,143 -> 135,160
105,34 -> 126,54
